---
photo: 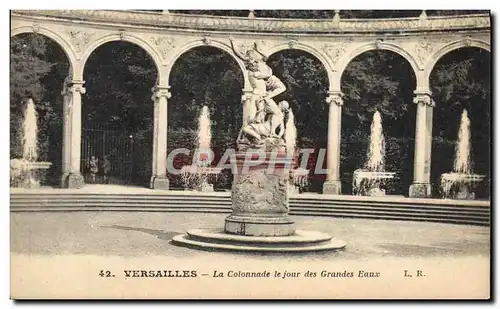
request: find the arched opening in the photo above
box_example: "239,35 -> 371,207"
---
10,32 -> 70,186
267,49 -> 329,193
82,41 -> 157,186
429,47 -> 490,199
341,50 -> 417,195
168,46 -> 244,190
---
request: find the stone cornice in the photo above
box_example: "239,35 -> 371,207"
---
11,10 -> 491,35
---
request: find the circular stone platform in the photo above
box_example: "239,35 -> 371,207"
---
172,229 -> 346,252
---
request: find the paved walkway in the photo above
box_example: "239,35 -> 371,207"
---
10,212 -> 490,299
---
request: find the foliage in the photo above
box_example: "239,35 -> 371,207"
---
168,10 -> 488,19
10,33 -> 68,162
342,51 -> 416,137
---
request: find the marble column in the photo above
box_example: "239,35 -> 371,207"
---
60,78 -> 71,187
150,85 -> 171,190
409,91 -> 434,198
322,91 -> 343,195
62,80 -> 85,188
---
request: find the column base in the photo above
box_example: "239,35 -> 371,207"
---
64,173 -> 84,189
225,215 -> 295,236
323,180 -> 341,195
60,173 -> 69,188
150,175 -> 169,190
409,183 -> 432,198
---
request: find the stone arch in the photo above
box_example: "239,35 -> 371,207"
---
265,42 -> 334,89
11,26 -> 77,75
424,39 -> 491,87
165,39 -> 248,89
77,33 -> 162,83
335,41 -> 421,91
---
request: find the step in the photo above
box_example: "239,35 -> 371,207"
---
290,211 -> 489,225
290,206 -> 488,217
171,234 -> 346,253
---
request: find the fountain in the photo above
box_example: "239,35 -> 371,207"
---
173,40 -> 345,252
352,111 -> 395,196
180,106 -> 221,192
285,108 -> 309,194
10,98 -> 52,188
440,109 -> 485,199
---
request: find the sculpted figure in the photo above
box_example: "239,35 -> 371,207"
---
229,36 -> 286,135
238,100 -> 290,143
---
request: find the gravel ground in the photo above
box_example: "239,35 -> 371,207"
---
10,212 -> 491,299
10,212 -> 490,260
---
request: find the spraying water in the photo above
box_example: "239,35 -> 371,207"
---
365,111 -> 385,172
197,106 -> 212,152
453,109 -> 471,174
440,109 -> 484,199
284,109 -> 297,155
10,98 -> 51,188
181,105 -> 217,191
23,98 -> 38,162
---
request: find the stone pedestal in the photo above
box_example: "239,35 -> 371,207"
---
409,183 -> 432,198
455,187 -> 475,200
195,180 -> 214,192
224,151 -> 295,236
66,173 -> 84,189
150,175 -> 170,190
323,180 -> 341,195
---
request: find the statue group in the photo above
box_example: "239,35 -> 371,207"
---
230,37 -> 291,151
224,38 -> 296,237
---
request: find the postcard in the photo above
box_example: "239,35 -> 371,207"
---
10,9 -> 491,299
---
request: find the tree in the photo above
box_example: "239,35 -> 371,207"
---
10,33 -> 68,160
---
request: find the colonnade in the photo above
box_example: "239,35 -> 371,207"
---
59,74 -> 437,198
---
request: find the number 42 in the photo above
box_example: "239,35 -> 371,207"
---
99,270 -> 114,277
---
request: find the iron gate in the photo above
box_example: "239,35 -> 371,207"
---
81,127 -> 152,185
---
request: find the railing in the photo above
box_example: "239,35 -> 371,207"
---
11,10 -> 490,33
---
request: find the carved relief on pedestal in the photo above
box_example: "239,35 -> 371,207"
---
149,36 -> 175,60
67,28 -> 95,54
232,171 -> 289,214
323,42 -> 348,67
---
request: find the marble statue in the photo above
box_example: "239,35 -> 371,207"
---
229,37 -> 289,151
237,99 -> 289,142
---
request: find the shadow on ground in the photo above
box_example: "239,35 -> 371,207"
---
99,225 -> 180,241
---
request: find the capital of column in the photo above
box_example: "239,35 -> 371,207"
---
413,91 -> 435,107
151,86 -> 172,102
63,80 -> 86,96
326,91 -> 343,106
